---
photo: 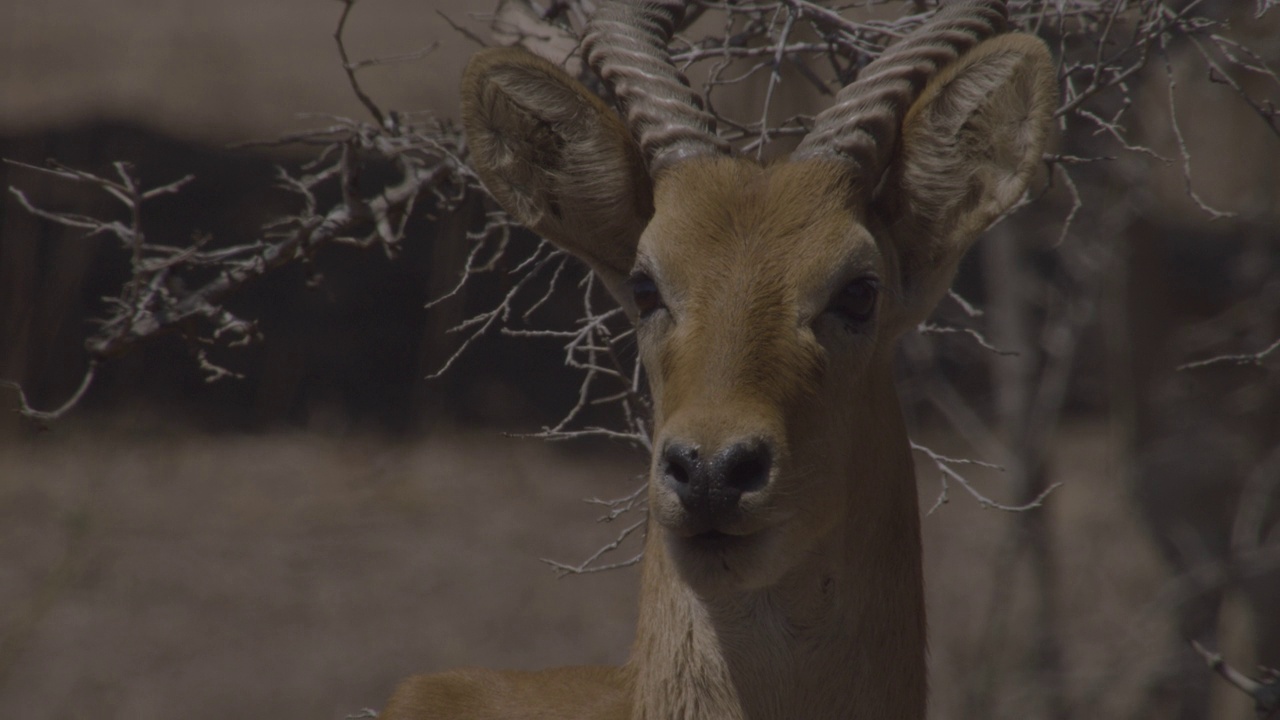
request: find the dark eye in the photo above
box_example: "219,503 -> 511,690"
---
828,277 -> 878,327
630,272 -> 664,318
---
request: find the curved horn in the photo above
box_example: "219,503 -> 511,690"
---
584,0 -> 733,174
792,0 -> 1008,182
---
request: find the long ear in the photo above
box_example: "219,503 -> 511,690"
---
877,33 -> 1057,328
461,47 -> 652,300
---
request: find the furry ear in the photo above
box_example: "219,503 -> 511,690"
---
876,33 -> 1057,328
461,47 -> 653,299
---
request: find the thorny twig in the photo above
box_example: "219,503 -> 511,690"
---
1160,38 -> 1235,220
1191,641 -> 1280,719
335,0 -> 387,128
0,361 -> 98,424
542,519 -> 646,577
3,4 -> 486,423
918,322 -> 1017,357
1178,336 -> 1280,370
912,441 -> 1060,515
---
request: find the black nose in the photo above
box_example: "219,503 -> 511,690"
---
661,439 -> 772,523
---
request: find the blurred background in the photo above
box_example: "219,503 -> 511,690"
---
1,1 -> 1277,719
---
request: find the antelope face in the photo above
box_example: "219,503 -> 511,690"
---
634,158 -> 896,591
460,1 -> 1055,595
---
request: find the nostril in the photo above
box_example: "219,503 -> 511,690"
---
719,442 -> 771,493
661,442 -> 699,493
666,457 -> 690,485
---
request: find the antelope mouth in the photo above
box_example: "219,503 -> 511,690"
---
659,507 -> 773,545
671,525 -> 760,552
665,516 -> 757,540
663,523 -> 782,591
686,529 -> 741,548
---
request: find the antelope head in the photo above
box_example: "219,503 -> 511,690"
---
461,0 -> 1056,597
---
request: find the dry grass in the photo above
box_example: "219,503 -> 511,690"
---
0,417 -> 1183,719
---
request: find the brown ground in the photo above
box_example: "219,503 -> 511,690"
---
0,415 -> 1185,720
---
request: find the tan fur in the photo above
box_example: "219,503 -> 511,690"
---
383,666 -> 628,719
460,48 -> 652,298
383,18 -> 1057,720
883,33 -> 1058,329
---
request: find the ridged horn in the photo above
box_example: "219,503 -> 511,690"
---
584,0 -> 733,174
792,0 -> 1009,182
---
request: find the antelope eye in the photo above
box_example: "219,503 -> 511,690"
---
828,277 -> 879,327
630,273 -> 664,318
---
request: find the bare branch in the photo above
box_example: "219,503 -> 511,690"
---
1178,336 -> 1280,370
918,322 -> 1017,357
334,0 -> 387,128
1191,641 -> 1280,717
912,441 -> 1060,515
0,361 -> 98,425
1160,39 -> 1236,220
541,519 -> 646,577
437,10 -> 489,49
8,39 -> 480,420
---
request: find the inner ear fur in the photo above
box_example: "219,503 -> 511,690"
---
461,47 -> 653,297
877,33 -> 1057,326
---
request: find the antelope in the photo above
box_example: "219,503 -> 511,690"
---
382,1 -> 1056,717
